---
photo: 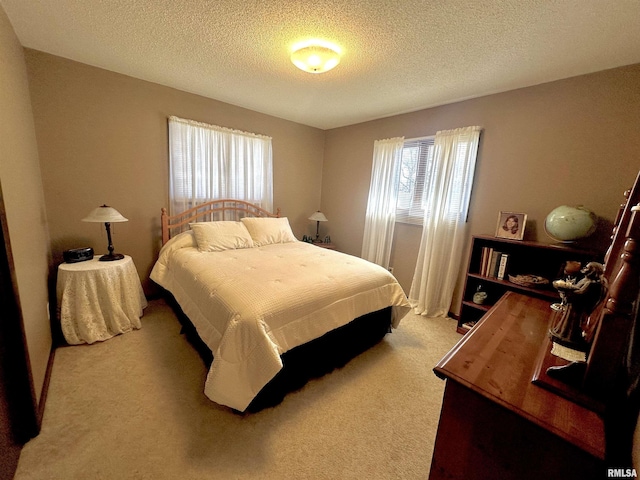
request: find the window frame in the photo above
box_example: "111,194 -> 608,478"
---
168,116 -> 273,217
395,135 -> 435,226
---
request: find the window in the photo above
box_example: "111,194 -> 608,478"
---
396,136 -> 435,225
168,116 -> 273,217
396,134 -> 474,226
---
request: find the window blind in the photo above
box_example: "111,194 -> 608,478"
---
396,136 -> 435,225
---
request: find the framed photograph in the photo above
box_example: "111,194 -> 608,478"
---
495,212 -> 527,241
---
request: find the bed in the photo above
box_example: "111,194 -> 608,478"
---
150,199 -> 411,412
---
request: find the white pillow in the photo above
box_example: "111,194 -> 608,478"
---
189,221 -> 254,252
150,231 -> 199,287
240,217 -> 297,246
157,230 -> 197,262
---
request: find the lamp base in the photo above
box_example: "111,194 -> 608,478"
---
99,253 -> 124,262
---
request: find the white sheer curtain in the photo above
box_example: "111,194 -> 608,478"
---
168,116 -> 273,216
409,126 -> 482,317
361,137 -> 405,268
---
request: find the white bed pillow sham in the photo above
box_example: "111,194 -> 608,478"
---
190,221 -> 254,252
150,230 -> 197,284
240,217 -> 298,246
160,230 -> 197,256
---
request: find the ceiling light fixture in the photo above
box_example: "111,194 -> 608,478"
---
291,41 -> 341,74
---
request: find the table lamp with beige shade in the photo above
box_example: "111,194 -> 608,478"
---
82,204 -> 128,261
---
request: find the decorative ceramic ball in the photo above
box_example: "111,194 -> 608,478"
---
544,205 -> 597,242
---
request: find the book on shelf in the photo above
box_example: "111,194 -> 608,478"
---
479,247 -> 493,276
488,250 -> 501,278
478,250 -> 510,279
480,247 -> 490,276
497,253 -> 509,280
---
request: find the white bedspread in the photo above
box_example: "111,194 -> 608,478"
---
150,234 -> 410,411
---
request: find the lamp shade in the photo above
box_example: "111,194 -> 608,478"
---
291,42 -> 341,74
291,45 -> 340,73
308,211 -> 328,222
82,205 -> 128,223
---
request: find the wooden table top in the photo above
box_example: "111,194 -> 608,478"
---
434,291 -> 605,460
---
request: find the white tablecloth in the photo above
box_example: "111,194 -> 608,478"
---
57,255 -> 147,345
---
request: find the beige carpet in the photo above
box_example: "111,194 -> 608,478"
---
15,299 -> 461,480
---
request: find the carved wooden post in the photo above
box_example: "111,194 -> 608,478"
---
604,188 -> 631,267
584,205 -> 640,397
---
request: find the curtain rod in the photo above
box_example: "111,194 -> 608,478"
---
405,134 -> 435,142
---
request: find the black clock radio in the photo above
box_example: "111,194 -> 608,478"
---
63,247 -> 94,263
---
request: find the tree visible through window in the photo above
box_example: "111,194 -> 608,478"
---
396,137 -> 435,225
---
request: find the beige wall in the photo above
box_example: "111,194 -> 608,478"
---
24,50 -> 325,295
322,64 -> 640,314
17,43 -> 640,324
0,7 -> 52,403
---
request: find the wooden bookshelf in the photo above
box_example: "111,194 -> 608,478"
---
457,235 -> 602,334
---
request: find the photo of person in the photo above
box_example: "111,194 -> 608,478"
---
495,212 -> 526,240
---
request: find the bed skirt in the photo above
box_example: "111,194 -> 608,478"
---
164,292 -> 392,413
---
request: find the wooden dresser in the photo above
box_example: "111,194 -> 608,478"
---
429,291 -> 605,480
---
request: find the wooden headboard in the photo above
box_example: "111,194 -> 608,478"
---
161,199 -> 281,245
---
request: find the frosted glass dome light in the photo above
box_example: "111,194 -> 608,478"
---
291,42 -> 341,74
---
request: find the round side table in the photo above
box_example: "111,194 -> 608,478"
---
56,255 -> 147,345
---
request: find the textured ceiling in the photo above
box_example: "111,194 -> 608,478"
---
3,0 -> 640,130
